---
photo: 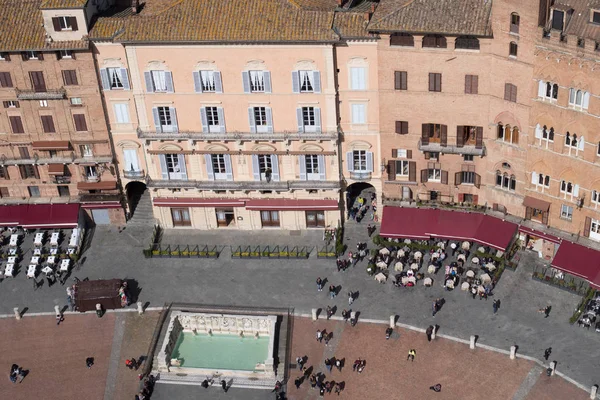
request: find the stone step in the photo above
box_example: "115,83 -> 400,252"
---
156,371 -> 277,389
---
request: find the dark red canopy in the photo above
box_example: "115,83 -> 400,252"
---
0,203 -> 80,229
551,241 -> 600,283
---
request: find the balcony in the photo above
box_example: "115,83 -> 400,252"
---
16,87 -> 66,100
349,171 -> 372,181
137,128 -> 338,142
53,176 -> 71,184
0,154 -> 113,166
418,140 -> 486,156
122,169 -> 145,179
146,177 -> 341,191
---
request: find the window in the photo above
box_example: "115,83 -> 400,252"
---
53,16 -> 77,31
429,73 -> 442,92
18,147 -> 30,159
591,219 -> 600,239
591,190 -> 600,206
249,70 -> 265,92
211,154 -> 227,180
0,72 -> 12,88
107,68 -> 124,89
568,88 -> 590,110
253,106 -> 268,132
23,51 -> 41,60
428,166 -> 441,181
551,9 -> 565,31
62,70 -> 78,86
593,10 -> 600,24
463,154 -> 474,162
0,166 -> 9,180
205,106 -> 220,132
28,186 -> 40,198
80,144 -> 93,157
40,115 -> 55,133
509,42 -> 518,57
0,53 -> 9,61
305,155 -> 320,180
57,186 -> 70,197
390,33 -> 414,47
39,100 -> 48,108
564,132 -> 579,149
113,103 -> 130,123
302,107 -> 316,132
504,83 -> 517,102
216,208 -> 235,227
427,152 -> 440,160
58,50 -> 73,59
73,114 -> 87,131
20,165 -> 39,179
171,208 -> 191,227
535,172 -> 551,188
535,124 -> 555,143
578,38 -> 585,48
495,171 -> 516,191
151,70 -> 168,92
200,71 -> 216,92
256,154 -> 273,181
157,107 -> 173,131
461,171 -> 475,184
162,154 -> 187,180
3,101 -> 19,108
464,75 -> 478,94
0,187 -> 8,197
510,13 -> 520,33
394,71 -> 407,90
353,150 -> 368,172
350,67 -> 366,90
423,123 -> 444,143
306,210 -> 325,228
395,121 -> 408,135
29,71 -> 46,92
497,124 -> 519,144
260,210 -> 280,227
539,81 -> 558,100
84,165 -> 98,180
351,104 -> 366,124
455,36 -> 480,50
560,180 -> 579,200
298,71 -> 314,92
70,97 -> 82,105
560,204 -> 573,220
422,34 -> 447,48
123,148 -> 140,172
9,116 -> 24,133
395,160 -> 409,177
457,126 -> 478,146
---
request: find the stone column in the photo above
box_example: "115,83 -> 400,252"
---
549,361 -> 557,376
431,327 -> 436,340
137,301 -> 144,315
54,305 -> 60,315
469,335 -> 476,349
510,345 -> 517,360
14,307 -> 21,320
389,315 -> 395,328
590,385 -> 598,399
312,308 -> 318,321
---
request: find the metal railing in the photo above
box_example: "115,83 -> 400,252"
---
137,128 -> 338,142
349,171 -> 372,181
123,169 -> 145,179
146,177 -> 340,191
418,139 -> 486,156
16,87 -> 66,100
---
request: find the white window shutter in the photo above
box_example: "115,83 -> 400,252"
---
266,107 -> 273,133
535,124 -> 542,139
312,71 -> 321,93
248,107 -> 256,133
314,107 -> 321,133
204,154 -> 214,180
299,155 -> 306,180
200,107 -> 208,133
224,154 -> 233,181
366,151 -> 373,172
291,71 -> 300,93
263,71 -> 272,93
318,155 -> 326,180
144,71 -> 154,92
169,107 -> 178,132
120,68 -> 130,90
177,154 -> 187,180
578,136 -> 585,151
100,69 -> 110,90
346,151 -> 354,172
214,72 -> 223,93
159,155 -> 168,179
538,80 -> 545,97
252,155 -> 260,181
583,92 -> 590,109
165,71 -> 174,93
531,171 -> 538,185
296,107 -> 304,133
574,184 -> 580,197
217,107 -> 225,133
193,71 -> 202,93
569,88 -> 575,104
271,155 -> 280,181
152,107 -> 161,133
242,71 -> 250,93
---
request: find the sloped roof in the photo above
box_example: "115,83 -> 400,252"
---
556,0 -> 600,42
368,0 -> 493,37
41,0 -> 88,8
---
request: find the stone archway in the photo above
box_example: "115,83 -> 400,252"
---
125,181 -> 147,217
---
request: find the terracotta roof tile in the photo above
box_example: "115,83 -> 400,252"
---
334,12 -> 375,39
555,0 -> 600,42
368,0 -> 493,37
41,0 -> 88,9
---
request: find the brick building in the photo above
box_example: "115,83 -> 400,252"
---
0,0 -> 124,225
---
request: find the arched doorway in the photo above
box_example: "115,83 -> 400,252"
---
125,181 -> 147,217
345,182 -> 376,218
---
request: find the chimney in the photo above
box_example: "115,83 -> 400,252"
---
131,0 -> 139,14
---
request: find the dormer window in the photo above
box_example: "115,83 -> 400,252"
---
455,36 -> 480,50
551,9 -> 564,31
22,51 -> 42,61
390,33 -> 414,47
52,16 -> 78,32
591,10 -> 600,25
58,50 -> 73,59
422,35 -> 447,49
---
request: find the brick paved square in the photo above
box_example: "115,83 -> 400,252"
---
526,375 -> 591,400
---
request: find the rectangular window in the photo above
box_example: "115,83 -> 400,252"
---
151,70 -> 167,92
39,100 -> 48,108
0,72 -> 12,88
73,114 -> 87,131
107,68 -> 124,89
164,154 -> 184,179
394,71 -> 407,90
305,154 -> 320,180
461,171 -> 475,184
200,71 -> 216,92
395,121 -> 408,135
28,186 -> 40,198
171,208 -> 191,227
424,123 -> 443,143
428,167 -> 441,181
552,9 -> 565,30
253,107 -> 268,132
113,103 -> 130,123
306,210 -> 325,227
55,16 -> 77,31
206,106 -> 220,132
59,50 -> 73,59
80,144 -> 93,157
560,204 -> 573,220
260,210 -> 280,227
504,83 -> 517,102
353,150 -> 368,172
463,154 -> 474,162
157,107 -> 172,131
257,154 -> 272,181
568,88 -> 589,110
302,107 -> 316,132
509,42 -> 518,57
84,165 -> 98,180
62,70 -> 78,86
350,67 -> 366,90
18,147 -> 30,159
351,104 -> 366,124
593,10 -> 600,24
299,71 -> 314,92
0,166 -> 8,180
0,53 -> 8,61
29,71 -> 46,92
560,180 -> 574,195
211,154 -> 227,180
3,101 -> 19,108
40,115 -> 56,133
395,160 -> 409,177
249,71 -> 265,92
9,116 -> 24,133
70,97 -> 82,106
0,187 -> 9,197
24,51 -> 40,60
429,73 -> 442,92
459,126 -> 478,146
465,75 -> 478,94
57,186 -> 70,197
20,165 -> 38,179
216,208 -> 235,227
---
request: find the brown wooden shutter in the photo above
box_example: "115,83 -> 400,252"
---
441,170 -> 448,184
391,149 -> 398,158
420,169 -> 428,183
464,75 -> 471,94
395,121 -> 403,134
9,116 -> 24,133
41,115 -> 55,133
408,161 -> 416,181
542,211 -> 549,225
394,71 -> 401,90
406,150 -> 412,159
512,128 -> 519,144
52,17 -> 61,31
436,73 -> 442,91
471,75 -> 478,94
401,121 -> 408,134
29,71 -> 46,92
504,83 -> 511,101
70,17 -> 78,31
1,166 -> 9,180
388,160 -> 396,181
473,195 -> 479,205
475,127 -> 483,149
525,206 -> 533,220
428,73 -> 435,91
400,71 -> 407,90
62,70 -> 78,85
18,165 -> 26,179
424,152 -> 431,160
474,173 -> 481,188
511,85 -> 517,102
492,203 -> 499,211
440,124 -> 447,147
455,171 -> 462,186
456,126 -> 464,147
458,193 -> 464,202
73,114 -> 87,131
37,52 -> 44,61
0,72 -> 12,87
421,124 -> 429,145
21,53 -> 29,61
33,165 -> 39,179
584,216 -> 592,237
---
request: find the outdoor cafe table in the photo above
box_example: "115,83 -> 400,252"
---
8,248 -> 17,256
50,232 -> 60,246
50,248 -> 58,255
27,265 -> 37,278
30,256 -> 40,265
60,258 -> 70,272
9,235 -> 18,247
41,266 -> 53,275
47,256 -> 56,265
33,248 -> 42,256
4,264 -> 14,277
7,256 -> 16,264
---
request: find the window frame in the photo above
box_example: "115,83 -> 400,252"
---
150,70 -> 168,92
429,73 -> 442,92
249,70 -> 265,93
395,160 -> 409,178
464,75 -> 478,94
352,150 -> 368,172
302,107 -> 316,132
504,83 -> 517,102
351,103 -> 366,124
560,204 -> 573,221
509,42 -> 518,57
107,67 -> 124,89
253,106 -> 268,132
200,70 -> 216,92
349,67 -> 366,90
298,70 -> 314,93
510,13 -> 520,34
305,154 -> 320,180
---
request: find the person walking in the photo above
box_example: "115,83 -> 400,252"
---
294,377 -> 302,389
335,382 -> 342,395
310,374 -> 317,388
329,285 -> 336,299
316,329 -> 323,343
324,332 -> 331,346
316,277 -> 323,292
324,358 -> 332,372
385,327 -> 393,340
341,309 -> 350,323
326,305 -> 333,320
86,357 -> 94,369
426,325 -> 434,342
432,300 -> 438,317
493,299 -> 500,314
407,349 -> 416,362
544,347 -> 552,361
348,291 -> 354,306
335,358 -> 342,372
56,312 -> 64,326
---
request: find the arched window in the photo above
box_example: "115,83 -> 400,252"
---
544,175 -> 550,187
511,127 -> 519,144
496,170 -> 516,191
509,41 -> 518,56
497,123 -> 504,139
510,13 -> 520,34
496,170 -> 502,186
510,175 -> 516,191
390,32 -> 414,47
422,34 -> 447,48
455,36 -> 480,50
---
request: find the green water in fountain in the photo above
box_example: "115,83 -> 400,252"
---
171,332 -> 270,371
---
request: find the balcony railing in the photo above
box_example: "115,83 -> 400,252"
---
137,128 -> 338,142
146,177 -> 340,191
349,171 -> 372,181
122,169 -> 145,179
54,176 -> 71,184
0,155 -> 113,166
418,140 -> 486,156
16,87 -> 66,100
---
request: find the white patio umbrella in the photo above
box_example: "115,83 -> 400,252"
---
480,273 -> 492,284
375,272 -> 387,283
462,241 -> 471,250
379,248 -> 390,256
396,249 -> 405,259
377,261 -> 388,269
410,263 -> 419,271
461,282 -> 470,291
457,254 -> 466,262
478,246 -> 486,253
424,277 -> 433,286
394,262 -> 403,272
437,242 -> 445,248
486,263 -> 496,271
407,276 -> 416,284
414,251 -> 423,260
466,270 -> 475,278
404,239 -> 412,244
472,257 -> 480,265
427,265 -> 436,274
450,243 -> 457,249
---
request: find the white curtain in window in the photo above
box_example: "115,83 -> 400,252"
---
123,149 -> 139,172
113,103 -> 129,123
350,67 -> 366,90
249,71 -> 264,89
152,71 -> 167,91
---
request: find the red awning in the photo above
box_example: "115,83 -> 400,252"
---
380,206 -> 518,251
551,241 -> 600,281
153,198 -> 246,207
0,205 -> 26,227
47,164 -> 65,176
31,141 -> 70,151
518,226 -> 562,244
245,199 -> 339,211
77,181 -> 117,190
20,203 -> 80,229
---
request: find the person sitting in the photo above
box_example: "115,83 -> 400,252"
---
357,360 -> 366,373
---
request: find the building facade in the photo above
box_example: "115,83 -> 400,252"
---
0,0 -> 124,225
